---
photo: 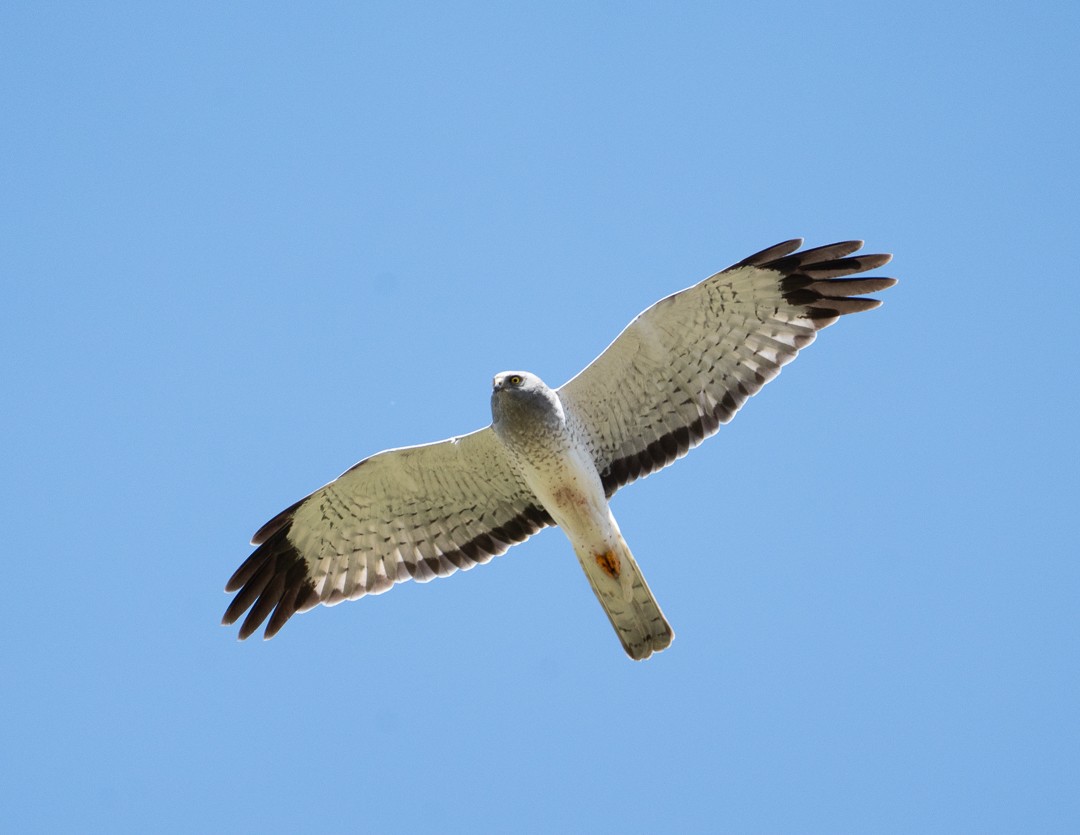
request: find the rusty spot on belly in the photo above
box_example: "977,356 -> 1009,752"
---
595,549 -> 621,579
553,486 -> 587,507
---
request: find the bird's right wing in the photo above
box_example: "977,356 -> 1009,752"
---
222,427 -> 553,640
558,239 -> 896,496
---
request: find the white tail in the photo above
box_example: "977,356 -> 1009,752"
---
574,534 -> 673,660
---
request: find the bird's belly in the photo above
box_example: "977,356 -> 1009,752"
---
546,483 -> 607,535
521,452 -> 615,545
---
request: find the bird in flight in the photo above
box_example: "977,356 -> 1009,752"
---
223,239 -> 896,659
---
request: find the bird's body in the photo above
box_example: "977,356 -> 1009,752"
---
491,371 -> 673,658
223,239 -> 897,659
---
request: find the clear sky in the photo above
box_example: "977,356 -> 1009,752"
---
3,2 -> 1078,832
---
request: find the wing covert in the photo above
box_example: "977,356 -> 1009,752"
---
557,239 -> 896,496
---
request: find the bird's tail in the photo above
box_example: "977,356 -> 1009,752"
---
575,534 -> 673,660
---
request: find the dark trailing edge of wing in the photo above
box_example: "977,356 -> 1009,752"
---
599,239 -> 896,496
223,501 -> 554,640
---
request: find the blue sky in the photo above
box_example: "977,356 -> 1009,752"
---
3,2 -> 1077,832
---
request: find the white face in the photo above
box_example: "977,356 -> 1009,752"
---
493,371 -> 537,392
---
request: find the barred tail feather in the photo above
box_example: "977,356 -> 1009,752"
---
576,535 -> 673,661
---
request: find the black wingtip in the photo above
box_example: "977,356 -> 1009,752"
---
774,241 -> 897,326
250,497 -> 305,546
223,526 -> 315,640
732,238 -> 804,268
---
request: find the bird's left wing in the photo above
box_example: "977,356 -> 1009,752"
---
558,239 -> 896,496
223,427 -> 553,639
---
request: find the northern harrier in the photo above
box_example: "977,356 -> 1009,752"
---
223,239 -> 896,659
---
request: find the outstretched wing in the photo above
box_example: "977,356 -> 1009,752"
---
557,239 -> 896,496
222,427 -> 553,640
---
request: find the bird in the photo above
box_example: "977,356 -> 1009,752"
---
222,238 -> 896,659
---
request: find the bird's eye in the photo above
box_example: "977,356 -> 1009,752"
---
509,375 -> 523,386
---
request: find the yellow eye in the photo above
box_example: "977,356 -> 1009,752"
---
508,374 -> 523,386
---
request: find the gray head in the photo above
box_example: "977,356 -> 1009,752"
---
490,371 -> 564,440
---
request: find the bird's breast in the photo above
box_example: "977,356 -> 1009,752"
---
508,436 -> 613,543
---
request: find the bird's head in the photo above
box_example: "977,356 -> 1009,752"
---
490,371 -> 562,433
